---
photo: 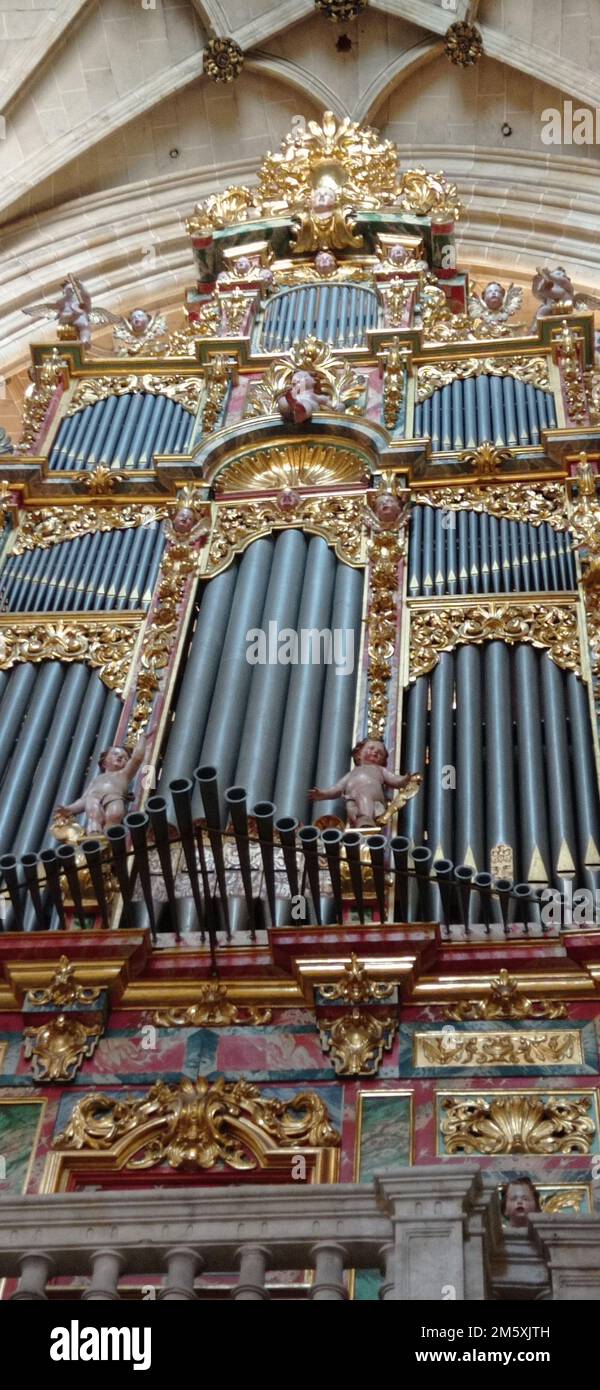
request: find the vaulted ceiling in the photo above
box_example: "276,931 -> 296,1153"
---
1,0 -> 600,435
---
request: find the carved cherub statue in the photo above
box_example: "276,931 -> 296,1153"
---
23,275 -> 101,346
277,368 -> 332,424
112,307 -> 168,355
469,281 -> 523,328
53,732 -> 148,835
309,737 -> 419,829
531,265 -> 579,324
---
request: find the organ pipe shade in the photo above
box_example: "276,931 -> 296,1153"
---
400,644 -> 600,892
48,393 -> 194,471
413,376 -> 557,450
260,284 -> 379,350
158,531 -> 364,823
408,505 -> 575,595
0,662 -> 121,856
0,523 -> 165,613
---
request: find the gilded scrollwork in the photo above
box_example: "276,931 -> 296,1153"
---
412,483 -> 568,532
12,503 -> 167,554
25,955 -> 101,1007
320,954 -> 395,1005
416,354 -> 550,402
20,351 -> 69,450
415,1030 -> 579,1067
0,616 -> 141,694
245,336 -> 366,418
54,1076 -> 340,1170
319,1009 -> 396,1077
154,982 -> 272,1027
440,1093 -> 595,1155
206,494 -> 365,576
67,374 -> 201,415
201,353 -> 236,433
24,1015 -> 101,1083
443,970 -> 568,1022
409,601 -> 581,681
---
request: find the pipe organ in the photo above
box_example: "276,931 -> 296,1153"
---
2,113 -> 600,1301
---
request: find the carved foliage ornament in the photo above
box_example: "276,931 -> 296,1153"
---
202,37 -> 244,84
315,0 -> 368,20
416,355 -> 551,402
25,955 -> 101,1007
320,953 -> 394,1005
24,1015 -> 101,1083
54,1076 -> 340,1171
441,1094 -> 595,1155
444,21 -> 484,67
20,351 -> 69,450
443,970 -> 568,1022
154,983 -> 271,1027
319,1009 -> 396,1077
409,602 -> 581,681
187,112 -> 462,226
412,484 -> 568,532
416,1031 -> 579,1067
67,375 -> 201,416
0,617 -> 141,695
245,336 -> 366,418
206,494 -> 365,576
12,504 -> 167,554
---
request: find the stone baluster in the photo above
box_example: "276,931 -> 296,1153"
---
11,1251 -> 54,1300
159,1246 -> 202,1300
233,1243 -> 270,1300
82,1247 -> 124,1300
310,1241 -> 347,1300
375,1166 -> 483,1301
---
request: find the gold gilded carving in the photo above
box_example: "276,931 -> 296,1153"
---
154,984 -> 272,1027
441,1093 -> 595,1155
320,953 -> 395,1004
366,496 -> 409,736
12,503 -> 166,554
418,284 -> 516,345
584,368 -> 600,425
444,20 -> 483,67
414,1030 -> 581,1067
202,354 -> 235,434
54,1076 -> 340,1170
397,169 -> 462,223
416,355 -> 550,402
443,970 -> 568,1022
0,616 -> 141,694
290,199 -> 364,255
460,443 -> 513,476
378,339 -> 409,430
379,281 -> 412,330
187,186 -> 258,235
542,1188 -> 586,1213
412,484 -> 568,531
67,374 -> 201,415
319,1009 -> 396,1076
258,110 -> 400,213
206,494 -> 365,575
552,320 -> 588,425
129,508 -> 210,731
24,1015 -> 101,1082
20,351 -> 69,449
202,36 -> 244,84
25,955 -> 101,1007
246,336 -> 366,417
409,601 -> 581,681
84,465 -> 122,495
215,442 -> 368,494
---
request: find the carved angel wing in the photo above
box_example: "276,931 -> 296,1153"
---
503,284 -> 523,317
89,308 -> 123,327
22,300 -> 61,320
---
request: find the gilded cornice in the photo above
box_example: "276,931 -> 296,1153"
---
408,597 -> 581,681
0,612 -> 143,693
